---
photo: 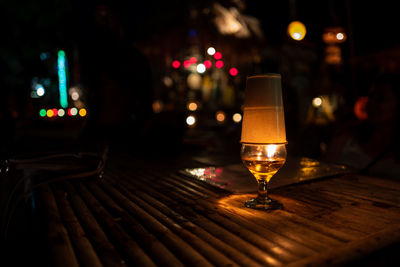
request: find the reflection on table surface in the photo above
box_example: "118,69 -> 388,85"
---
181,156 -> 350,193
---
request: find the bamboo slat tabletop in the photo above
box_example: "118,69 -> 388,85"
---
37,157 -> 400,267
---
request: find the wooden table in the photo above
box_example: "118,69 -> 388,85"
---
37,156 -> 400,266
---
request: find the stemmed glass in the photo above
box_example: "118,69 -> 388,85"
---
241,143 -> 286,210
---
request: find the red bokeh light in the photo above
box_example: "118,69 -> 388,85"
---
68,108 -> 72,116
214,52 -> 222,60
354,96 -> 368,120
52,108 -> 58,116
204,60 -> 212,68
172,60 -> 181,69
189,57 -> 197,64
229,67 -> 238,76
215,60 -> 224,68
183,60 -> 191,68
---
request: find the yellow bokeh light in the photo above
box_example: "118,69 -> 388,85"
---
79,108 -> 87,117
187,102 -> 198,111
216,111 -> 226,122
46,109 -> 54,117
232,113 -> 242,123
288,21 -> 306,41
312,97 -> 322,107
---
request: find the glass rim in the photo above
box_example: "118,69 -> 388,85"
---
240,142 -> 288,145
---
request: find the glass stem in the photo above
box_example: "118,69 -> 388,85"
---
257,180 -> 269,203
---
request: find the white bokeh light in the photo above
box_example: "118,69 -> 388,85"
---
197,64 -> 206,74
207,47 -> 216,55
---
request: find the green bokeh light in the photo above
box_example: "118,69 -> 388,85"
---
39,109 -> 46,117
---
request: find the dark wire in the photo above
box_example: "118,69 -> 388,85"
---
1,146 -> 108,240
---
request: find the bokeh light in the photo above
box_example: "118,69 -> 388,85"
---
354,96 -> 368,120
70,107 -> 78,116
229,67 -> 238,76
172,60 -> 181,69
214,52 -> 222,60
46,109 -> 54,118
39,109 -> 46,117
152,100 -> 163,113
288,21 -> 306,41
52,108 -> 58,116
216,111 -> 226,122
71,92 -> 79,101
207,47 -> 216,55
183,60 -> 191,68
232,113 -> 242,123
312,97 -> 322,107
215,60 -> 224,68
36,86 -> 45,96
58,109 -> 65,117
187,73 -> 202,90
187,102 -> 198,111
197,64 -> 206,73
189,57 -> 197,64
186,115 -> 196,126
79,108 -> 87,117
204,60 -> 212,68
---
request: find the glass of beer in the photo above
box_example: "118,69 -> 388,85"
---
241,143 -> 286,210
240,74 -> 287,210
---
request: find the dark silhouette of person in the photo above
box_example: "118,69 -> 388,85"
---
324,73 -> 400,179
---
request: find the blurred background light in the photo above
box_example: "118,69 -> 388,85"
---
232,113 -> 242,123
312,97 -> 323,107
162,76 -> 173,87
39,109 -> 46,117
288,21 -> 306,41
186,115 -> 196,126
57,50 -> 68,108
204,60 -> 212,68
58,109 -> 65,117
354,96 -> 369,120
197,63 -> 206,73
152,100 -> 163,113
187,73 -> 202,89
214,52 -> 222,60
172,60 -> 181,69
71,91 -> 79,101
215,60 -> 224,68
79,108 -> 87,117
207,47 -> 216,55
189,57 -> 197,64
70,107 -> 78,116
216,110 -> 226,122
323,27 -> 347,44
187,102 -> 198,111
229,67 -> 238,76
183,60 -> 191,68
46,109 -> 54,117
36,85 -> 45,96
40,52 -> 49,61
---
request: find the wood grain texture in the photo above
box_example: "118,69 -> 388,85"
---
37,160 -> 400,266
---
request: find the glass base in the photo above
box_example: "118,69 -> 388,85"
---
245,197 -> 283,210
